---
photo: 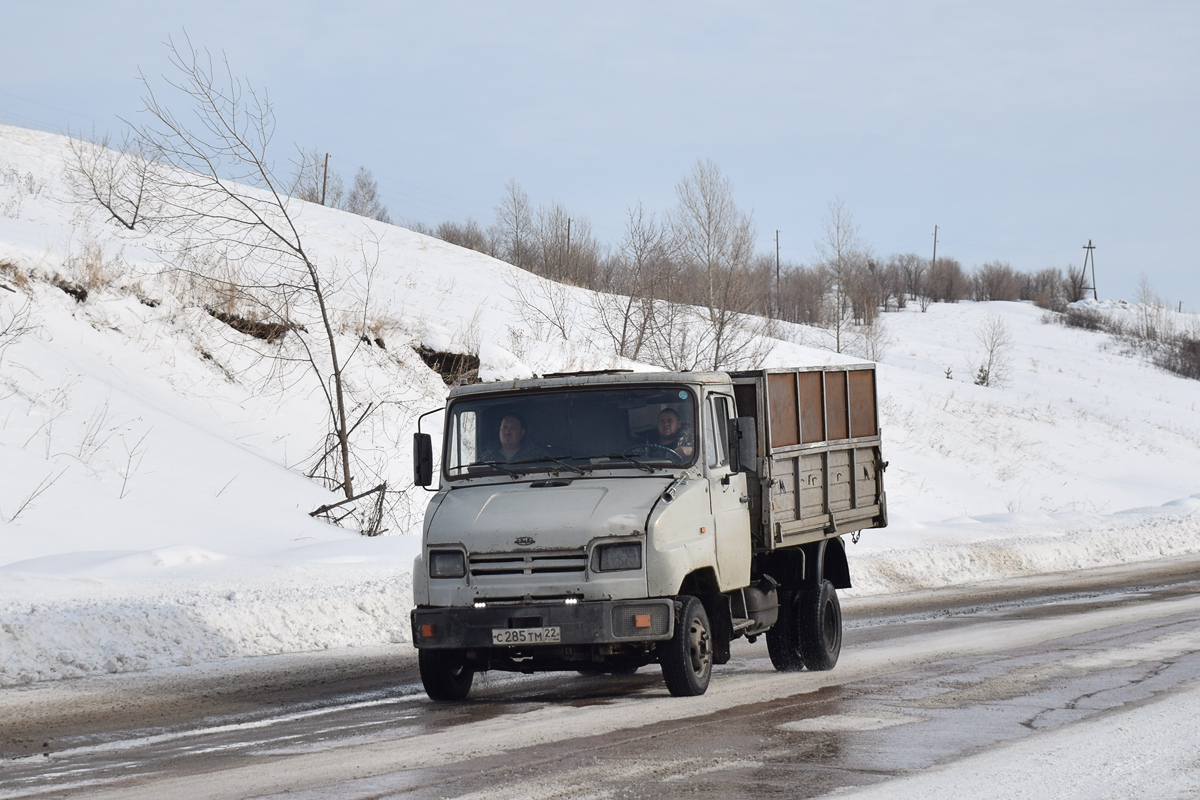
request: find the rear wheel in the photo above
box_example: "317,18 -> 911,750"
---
419,648 -> 474,701
658,596 -> 713,696
766,589 -> 804,671
798,579 -> 842,670
766,580 -> 842,672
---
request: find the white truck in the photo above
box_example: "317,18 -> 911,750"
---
410,366 -> 887,699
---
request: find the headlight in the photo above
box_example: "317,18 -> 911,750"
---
429,550 -> 466,578
592,542 -> 642,572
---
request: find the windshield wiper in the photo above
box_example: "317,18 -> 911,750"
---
472,461 -> 521,477
597,453 -> 659,473
504,455 -> 591,475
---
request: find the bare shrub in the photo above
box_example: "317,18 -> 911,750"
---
65,131 -> 158,230
0,291 -> 35,368
1063,264 -> 1089,303
926,257 -> 967,303
1024,267 -> 1065,310
506,272 -> 577,340
63,239 -> 125,292
1061,307 -> 1105,331
435,218 -> 491,253
971,261 -> 1021,301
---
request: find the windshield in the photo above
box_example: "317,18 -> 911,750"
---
443,385 -> 698,479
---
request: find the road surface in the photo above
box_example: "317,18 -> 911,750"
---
4,555 -> 1200,799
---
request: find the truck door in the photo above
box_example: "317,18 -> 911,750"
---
706,393 -> 752,590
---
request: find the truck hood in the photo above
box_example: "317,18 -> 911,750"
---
428,476 -> 672,551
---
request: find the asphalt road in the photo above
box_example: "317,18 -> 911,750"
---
4,554 -> 1200,799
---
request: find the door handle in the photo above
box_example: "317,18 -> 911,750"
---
739,495 -> 750,504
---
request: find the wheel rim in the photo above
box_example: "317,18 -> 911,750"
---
821,597 -> 839,650
687,614 -> 712,677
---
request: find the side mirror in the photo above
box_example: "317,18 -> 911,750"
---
413,433 -> 433,487
727,417 -> 757,474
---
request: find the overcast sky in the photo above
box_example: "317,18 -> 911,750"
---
3,1 -> 1197,308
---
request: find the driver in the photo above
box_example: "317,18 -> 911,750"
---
481,414 -> 540,463
655,407 -> 694,458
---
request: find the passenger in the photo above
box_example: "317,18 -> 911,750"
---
655,407 -> 694,458
480,414 -> 541,463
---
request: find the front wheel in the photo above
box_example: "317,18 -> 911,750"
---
658,596 -> 713,696
419,648 -> 474,701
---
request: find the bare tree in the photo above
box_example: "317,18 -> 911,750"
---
491,179 -> 534,271
669,159 -> 761,369
290,148 -> 343,208
345,167 -> 391,224
973,314 -> 1014,387
891,252 -> 926,306
65,131 -> 159,230
778,264 -> 827,325
589,203 -> 671,361
815,198 -> 870,353
133,36 -> 361,501
530,203 -> 601,286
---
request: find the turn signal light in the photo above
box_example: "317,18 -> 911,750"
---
420,624 -> 435,639
634,614 -> 651,629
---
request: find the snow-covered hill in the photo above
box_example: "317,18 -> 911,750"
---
1,124 -> 1197,684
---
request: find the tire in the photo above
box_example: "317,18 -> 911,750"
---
766,580 -> 842,672
766,589 -> 804,672
658,596 -> 713,696
798,579 -> 842,671
419,648 -> 474,701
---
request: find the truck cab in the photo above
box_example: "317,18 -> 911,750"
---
411,367 -> 886,700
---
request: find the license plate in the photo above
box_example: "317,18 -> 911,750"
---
492,626 -> 562,646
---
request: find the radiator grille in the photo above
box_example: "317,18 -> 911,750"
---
469,549 -> 588,577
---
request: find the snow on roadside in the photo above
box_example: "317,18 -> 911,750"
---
0,536 -> 419,685
826,678 -> 1200,799
846,496 -> 1200,596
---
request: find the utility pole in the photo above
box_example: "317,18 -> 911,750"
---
321,153 -> 330,207
566,218 -> 572,277
775,229 -> 781,318
1082,239 -> 1097,300
931,224 -> 938,269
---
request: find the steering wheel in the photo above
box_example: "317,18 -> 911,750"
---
631,443 -> 686,464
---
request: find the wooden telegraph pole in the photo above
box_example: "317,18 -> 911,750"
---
775,229 -> 781,318
321,153 -> 330,206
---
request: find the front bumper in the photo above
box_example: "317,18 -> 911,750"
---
411,598 -> 675,650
